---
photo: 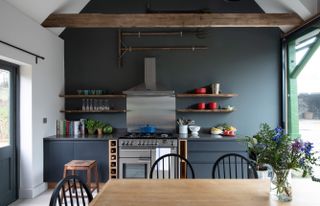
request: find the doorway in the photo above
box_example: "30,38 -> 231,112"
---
0,59 -> 18,206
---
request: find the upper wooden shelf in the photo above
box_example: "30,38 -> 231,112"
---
176,93 -> 238,98
60,109 -> 126,113
59,94 -> 126,99
176,109 -> 235,113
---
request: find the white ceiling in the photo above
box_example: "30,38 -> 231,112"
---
3,0 -> 320,36
3,0 -> 90,35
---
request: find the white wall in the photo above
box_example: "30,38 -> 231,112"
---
0,0 -> 64,198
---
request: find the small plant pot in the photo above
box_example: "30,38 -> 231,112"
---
303,112 -> 313,119
97,128 -> 103,136
87,128 -> 96,135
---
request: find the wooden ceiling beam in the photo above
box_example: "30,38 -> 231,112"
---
42,13 -> 303,28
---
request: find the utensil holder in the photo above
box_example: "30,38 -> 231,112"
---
179,125 -> 188,134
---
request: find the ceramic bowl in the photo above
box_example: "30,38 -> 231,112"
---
189,125 -> 201,134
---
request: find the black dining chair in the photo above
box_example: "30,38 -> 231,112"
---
149,153 -> 195,179
49,175 -> 93,206
212,153 -> 258,179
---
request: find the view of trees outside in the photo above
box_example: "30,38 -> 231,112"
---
297,45 -> 320,177
0,69 -> 9,148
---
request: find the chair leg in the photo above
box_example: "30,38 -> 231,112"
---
87,169 -> 92,192
63,167 -> 67,178
94,164 -> 99,192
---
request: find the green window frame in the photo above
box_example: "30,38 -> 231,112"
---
284,17 -> 320,138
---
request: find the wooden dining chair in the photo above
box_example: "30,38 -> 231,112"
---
212,153 -> 258,179
49,175 -> 93,206
149,153 -> 195,179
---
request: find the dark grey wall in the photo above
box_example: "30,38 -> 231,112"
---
61,0 -> 282,136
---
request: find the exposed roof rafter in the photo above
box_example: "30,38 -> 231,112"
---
42,13 -> 303,28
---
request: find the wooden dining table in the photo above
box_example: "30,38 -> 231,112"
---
89,179 -> 320,206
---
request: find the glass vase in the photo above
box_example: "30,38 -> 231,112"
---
270,169 -> 292,202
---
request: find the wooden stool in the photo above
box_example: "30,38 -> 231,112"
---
63,160 -> 99,193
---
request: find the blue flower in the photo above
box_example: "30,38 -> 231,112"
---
272,133 -> 282,142
299,158 -> 305,166
274,126 -> 283,134
303,142 -> 313,157
272,126 -> 283,143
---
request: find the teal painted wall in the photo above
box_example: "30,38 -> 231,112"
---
61,0 -> 282,136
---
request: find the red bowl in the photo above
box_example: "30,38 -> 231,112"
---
198,102 -> 206,110
195,88 -> 206,94
208,102 -> 218,109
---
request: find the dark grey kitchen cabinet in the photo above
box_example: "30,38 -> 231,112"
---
74,141 -> 109,182
44,138 -> 109,183
44,140 -> 74,182
187,140 -> 248,179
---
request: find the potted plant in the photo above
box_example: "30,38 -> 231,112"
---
85,119 -> 97,135
246,123 -> 319,202
246,132 -> 270,179
103,124 -> 113,134
96,121 -> 106,136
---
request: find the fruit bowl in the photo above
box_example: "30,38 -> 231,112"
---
211,127 -> 223,135
189,125 -> 201,135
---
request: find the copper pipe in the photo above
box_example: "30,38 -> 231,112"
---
121,46 -> 208,52
122,32 -> 184,37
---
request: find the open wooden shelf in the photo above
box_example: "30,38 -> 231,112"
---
176,93 -> 238,98
59,94 -> 126,98
176,109 -> 235,113
60,109 -> 126,113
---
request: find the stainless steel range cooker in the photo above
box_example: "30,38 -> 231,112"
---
118,133 -> 178,179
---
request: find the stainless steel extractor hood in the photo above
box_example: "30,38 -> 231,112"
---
124,57 -> 176,133
123,57 -> 175,96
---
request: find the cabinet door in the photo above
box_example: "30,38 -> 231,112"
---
74,141 -> 109,182
187,141 -> 248,179
44,140 -> 74,182
187,163 -> 213,179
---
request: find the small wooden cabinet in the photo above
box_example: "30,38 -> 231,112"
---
108,140 -> 118,179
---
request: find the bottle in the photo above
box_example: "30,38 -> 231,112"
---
82,99 -> 86,111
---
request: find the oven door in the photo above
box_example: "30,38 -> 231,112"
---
119,156 -> 151,179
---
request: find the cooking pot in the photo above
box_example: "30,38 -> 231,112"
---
140,125 -> 156,133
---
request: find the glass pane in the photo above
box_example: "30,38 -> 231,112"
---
297,44 -> 320,178
123,164 -> 147,178
0,69 -> 10,148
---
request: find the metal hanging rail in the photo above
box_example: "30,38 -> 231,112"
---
118,30 -> 208,67
121,46 -> 208,52
0,40 -> 45,64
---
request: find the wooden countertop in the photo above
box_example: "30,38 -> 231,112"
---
89,179 -> 320,206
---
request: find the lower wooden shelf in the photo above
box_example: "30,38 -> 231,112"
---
176,109 -> 234,113
60,109 -> 126,113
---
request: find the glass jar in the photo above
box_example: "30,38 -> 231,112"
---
270,169 -> 292,202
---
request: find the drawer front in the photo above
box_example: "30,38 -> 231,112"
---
188,151 -> 248,164
187,141 -> 247,152
187,164 -> 213,179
